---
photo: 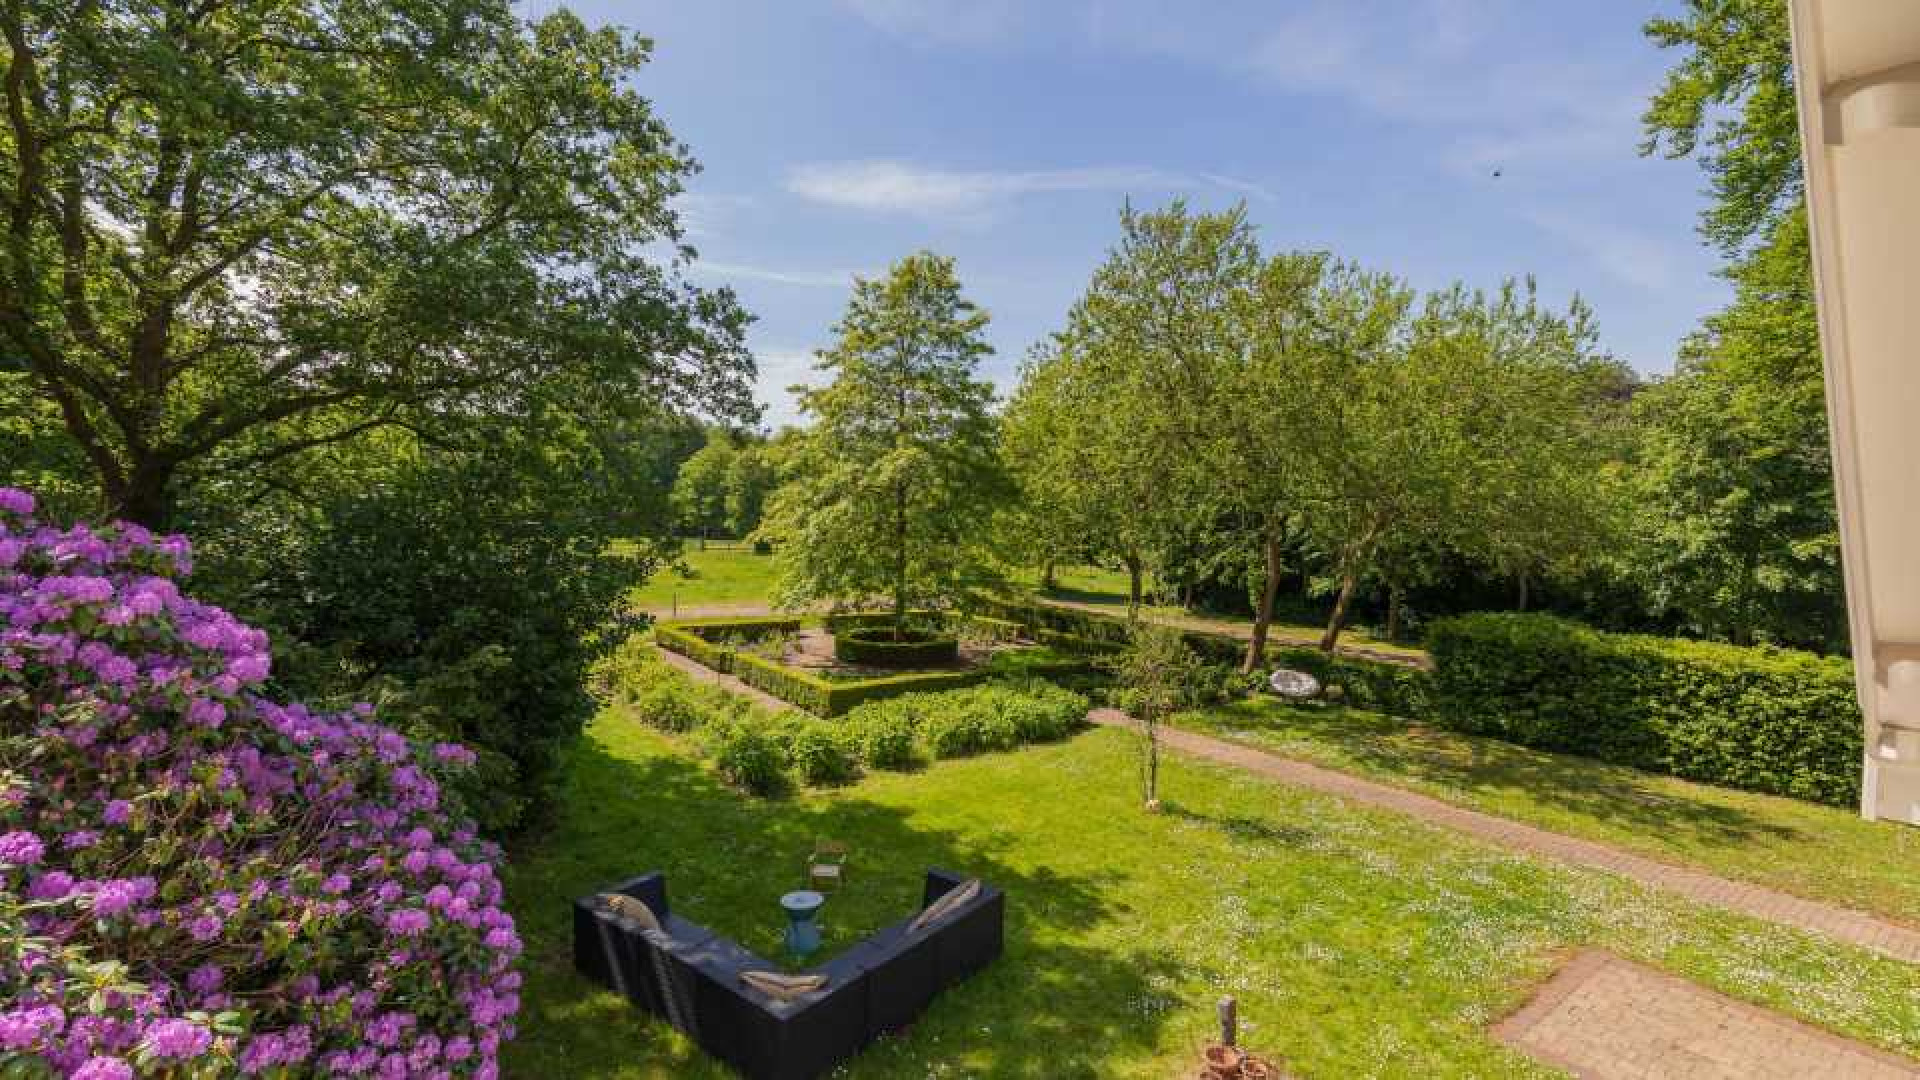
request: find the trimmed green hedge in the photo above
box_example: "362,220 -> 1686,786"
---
1426,613 -> 1862,807
657,618 -> 990,716
834,627 -> 961,667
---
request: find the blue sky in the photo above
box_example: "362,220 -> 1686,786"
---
540,0 -> 1727,429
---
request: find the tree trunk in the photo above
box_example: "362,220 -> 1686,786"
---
893,479 -> 908,640
1124,552 -> 1144,621
1243,528 -> 1283,673
1143,713 -> 1160,808
1516,570 -> 1529,612
105,460 -> 176,530
1385,585 -> 1402,642
1040,557 -> 1056,592
1319,568 -> 1360,653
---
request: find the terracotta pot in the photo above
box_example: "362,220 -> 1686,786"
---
1240,1058 -> 1274,1080
1202,1044 -> 1245,1077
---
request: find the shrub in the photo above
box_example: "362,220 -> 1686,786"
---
0,489 -> 519,1077
1426,613 -> 1861,806
632,681 -> 706,733
833,626 -> 960,667
842,702 -> 921,769
239,458 -> 637,833
782,721 -> 860,786
704,720 -> 789,795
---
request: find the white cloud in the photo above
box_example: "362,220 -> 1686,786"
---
1522,210 -> 1681,293
689,260 -> 857,289
673,192 -> 756,239
786,161 -> 1272,219
752,347 -> 824,430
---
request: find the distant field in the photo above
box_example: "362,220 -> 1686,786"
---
628,546 -> 781,612
629,550 -> 1419,657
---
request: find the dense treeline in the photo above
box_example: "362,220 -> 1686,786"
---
998,0 -> 1844,657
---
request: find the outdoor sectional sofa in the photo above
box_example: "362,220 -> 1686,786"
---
572,869 -> 1004,1080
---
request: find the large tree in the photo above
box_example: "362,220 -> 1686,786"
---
1,2 -> 753,526
758,252 -> 1005,630
1636,0 -> 1844,649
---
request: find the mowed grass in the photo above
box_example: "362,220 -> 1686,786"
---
628,546 -> 783,612
1178,697 -> 1920,926
502,709 -> 1920,1078
1011,563 -> 1429,661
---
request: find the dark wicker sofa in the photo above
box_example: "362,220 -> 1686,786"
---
573,869 -> 1004,1080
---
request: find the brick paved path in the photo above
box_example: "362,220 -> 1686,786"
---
1494,950 -> 1919,1078
1086,709 -> 1920,965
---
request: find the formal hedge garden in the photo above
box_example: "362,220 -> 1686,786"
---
655,614 -> 1092,716
599,639 -> 1088,793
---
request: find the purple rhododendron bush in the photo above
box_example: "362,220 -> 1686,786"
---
0,490 -> 521,1077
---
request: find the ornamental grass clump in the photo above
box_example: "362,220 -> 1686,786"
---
0,490 -> 520,1078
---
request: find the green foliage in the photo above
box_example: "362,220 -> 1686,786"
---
841,702 -> 923,770
758,252 -> 1009,626
833,627 -> 961,667
655,618 -> 991,716
671,431 -> 779,539
1636,2 -> 1842,651
2,3 -> 753,526
254,451 -> 639,833
1427,613 -> 1861,806
632,681 -> 706,734
704,720 -> 790,796
780,720 -> 861,787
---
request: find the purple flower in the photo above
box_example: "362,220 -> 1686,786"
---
71,1058 -> 133,1080
141,1018 -> 212,1061
0,1004 -> 63,1050
102,799 -> 133,826
90,876 -> 156,917
187,914 -> 223,942
0,488 -> 34,517
385,908 -> 431,937
0,830 -> 45,866
187,964 -> 224,995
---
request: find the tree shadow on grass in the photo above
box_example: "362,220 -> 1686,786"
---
503,732 -> 1184,1078
1159,800 -> 1322,850
1205,700 -> 1805,851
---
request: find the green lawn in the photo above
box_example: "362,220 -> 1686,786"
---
503,706 -> 1920,1078
628,545 -> 783,612
1177,696 -> 1920,926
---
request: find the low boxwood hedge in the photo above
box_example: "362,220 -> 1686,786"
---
834,626 -> 960,667
1425,613 -> 1862,807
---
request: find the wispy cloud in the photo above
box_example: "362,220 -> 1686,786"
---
1522,210 -> 1680,293
689,260 -> 857,289
752,347 -> 825,430
786,161 -> 1273,219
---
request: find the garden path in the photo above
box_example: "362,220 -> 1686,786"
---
1088,709 -> 1920,965
653,643 -> 1920,966
1493,949 -> 1919,1078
